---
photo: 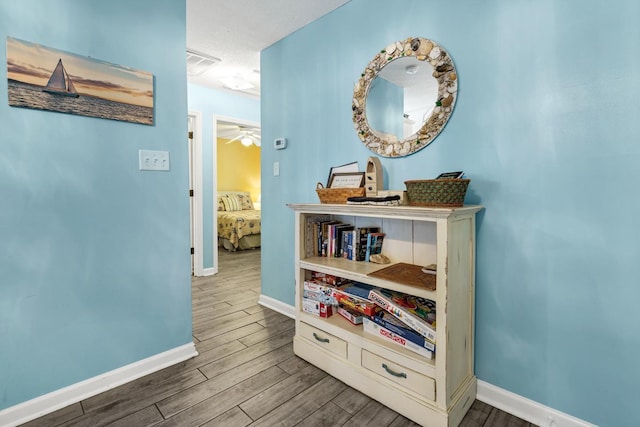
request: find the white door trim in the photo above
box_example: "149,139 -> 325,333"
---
189,111 -> 205,277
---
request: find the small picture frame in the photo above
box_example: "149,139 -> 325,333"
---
328,172 -> 365,188
435,171 -> 464,179
326,161 -> 359,187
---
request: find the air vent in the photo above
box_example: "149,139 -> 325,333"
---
186,49 -> 221,76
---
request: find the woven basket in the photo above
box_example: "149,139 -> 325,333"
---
404,179 -> 470,207
316,183 -> 366,204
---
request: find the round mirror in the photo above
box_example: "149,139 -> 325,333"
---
353,37 -> 458,157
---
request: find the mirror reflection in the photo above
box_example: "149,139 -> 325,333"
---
353,37 -> 458,158
366,56 -> 438,142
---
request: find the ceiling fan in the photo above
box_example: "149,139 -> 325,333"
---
218,124 -> 261,147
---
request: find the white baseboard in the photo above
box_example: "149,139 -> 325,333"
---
477,380 -> 596,427
0,343 -> 198,427
201,267 -> 216,276
258,294 -> 295,318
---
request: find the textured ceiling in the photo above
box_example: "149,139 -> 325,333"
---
186,0 -> 351,98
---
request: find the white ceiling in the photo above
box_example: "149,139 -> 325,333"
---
186,0 -> 351,98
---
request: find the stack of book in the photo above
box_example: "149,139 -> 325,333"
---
310,219 -> 385,261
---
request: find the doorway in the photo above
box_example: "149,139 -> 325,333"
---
213,115 -> 261,270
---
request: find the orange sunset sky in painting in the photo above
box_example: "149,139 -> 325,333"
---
6,37 -> 153,108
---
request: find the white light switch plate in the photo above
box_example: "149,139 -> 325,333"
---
139,150 -> 170,171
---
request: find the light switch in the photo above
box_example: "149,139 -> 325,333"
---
139,150 -> 170,171
273,161 -> 280,176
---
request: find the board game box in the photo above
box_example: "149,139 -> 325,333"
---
368,288 -> 436,344
370,312 -> 435,352
303,280 -> 339,305
337,306 -> 365,325
302,297 -> 333,318
333,283 -> 380,316
363,318 -> 433,359
310,271 -> 348,286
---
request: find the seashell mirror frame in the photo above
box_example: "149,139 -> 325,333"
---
352,37 -> 458,158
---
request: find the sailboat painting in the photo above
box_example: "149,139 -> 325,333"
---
7,37 -> 154,125
42,59 -> 80,98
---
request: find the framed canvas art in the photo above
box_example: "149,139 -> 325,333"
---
6,37 -> 154,125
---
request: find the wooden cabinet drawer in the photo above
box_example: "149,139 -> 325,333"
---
298,322 -> 347,359
362,350 -> 435,400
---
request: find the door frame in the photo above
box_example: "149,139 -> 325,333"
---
213,114 -> 261,272
189,110 -> 205,276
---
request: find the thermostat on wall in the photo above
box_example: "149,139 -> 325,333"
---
274,138 -> 287,150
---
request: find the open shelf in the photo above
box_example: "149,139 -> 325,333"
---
300,257 -> 437,299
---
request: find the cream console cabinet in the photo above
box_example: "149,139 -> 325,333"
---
288,203 -> 483,427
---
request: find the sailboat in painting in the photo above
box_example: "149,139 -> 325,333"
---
42,58 -> 79,98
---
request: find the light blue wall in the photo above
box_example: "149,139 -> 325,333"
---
187,83 -> 260,269
260,1 -> 640,426
0,0 -> 190,410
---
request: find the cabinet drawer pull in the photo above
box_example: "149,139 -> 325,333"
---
382,363 -> 407,378
313,332 -> 330,343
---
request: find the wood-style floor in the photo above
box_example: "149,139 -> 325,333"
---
23,249 -> 536,427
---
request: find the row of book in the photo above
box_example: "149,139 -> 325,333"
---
302,272 -> 436,359
311,219 -> 385,262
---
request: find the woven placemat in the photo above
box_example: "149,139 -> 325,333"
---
367,263 -> 436,291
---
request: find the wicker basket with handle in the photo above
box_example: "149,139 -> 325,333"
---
404,179 -> 470,207
316,183 -> 366,204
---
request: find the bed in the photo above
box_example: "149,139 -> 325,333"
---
217,191 -> 261,251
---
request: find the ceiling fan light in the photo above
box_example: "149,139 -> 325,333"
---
240,136 -> 253,146
220,76 -> 254,91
